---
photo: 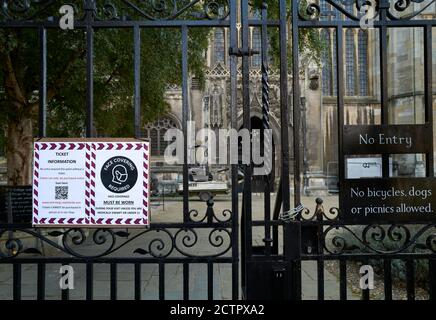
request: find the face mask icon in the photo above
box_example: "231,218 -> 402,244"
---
112,165 -> 128,185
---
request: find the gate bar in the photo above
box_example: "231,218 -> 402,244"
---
430,259 -> 436,300
229,0 -> 239,300
38,26 -> 47,137
339,260 -> 347,300
13,262 -> 21,300
406,259 -> 415,300
61,263 -> 69,300
261,1 -> 272,256
384,259 -> 392,300
85,0 -> 95,137
181,25 -> 189,222
361,259 -> 370,300
424,25 -> 434,176
336,26 -> 345,217
290,0 -> 302,300
241,0 -> 253,263
86,25 -> 94,137
37,262 -> 46,300
283,0 -> 291,211
86,262 -> 93,300
379,5 -> 390,177
207,262 -> 213,300
183,262 -> 189,300
134,262 -> 141,300
317,260 -> 324,300
133,25 -> 141,138
110,262 -> 117,300
159,262 -> 165,300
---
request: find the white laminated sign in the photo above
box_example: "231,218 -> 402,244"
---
32,139 -> 150,227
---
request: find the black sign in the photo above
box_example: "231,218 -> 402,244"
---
101,156 -> 138,193
343,124 -> 431,155
342,178 -> 436,223
0,186 -> 33,223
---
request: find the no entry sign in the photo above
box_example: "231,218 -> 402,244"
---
340,124 -> 435,222
32,139 -> 149,227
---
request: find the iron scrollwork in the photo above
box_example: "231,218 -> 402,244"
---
297,0 -> 436,22
94,0 -> 230,21
0,223 -> 232,259
1,0 -> 83,21
0,0 -> 230,22
323,223 -> 436,254
188,199 -> 232,223
299,198 -> 340,221
298,198 -> 436,256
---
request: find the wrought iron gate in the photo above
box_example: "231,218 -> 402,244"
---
0,0 -> 241,301
1,0 -> 436,301
284,0 -> 436,300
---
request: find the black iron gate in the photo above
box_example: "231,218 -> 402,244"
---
241,0 -> 436,300
0,0 -> 241,301
1,0 -> 436,301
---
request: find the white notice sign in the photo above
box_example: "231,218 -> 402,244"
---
32,140 -> 149,227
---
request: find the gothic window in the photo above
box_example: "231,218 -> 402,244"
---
358,30 -> 369,96
322,28 -> 369,97
321,30 -> 332,96
214,28 -> 225,65
143,117 -> 179,156
345,29 -> 356,95
251,28 -> 261,67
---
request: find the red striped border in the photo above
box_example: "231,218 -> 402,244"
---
32,143 -> 40,224
90,143 -> 96,224
85,143 -> 92,224
143,142 -> 149,225
38,142 -> 85,150
94,142 -> 143,151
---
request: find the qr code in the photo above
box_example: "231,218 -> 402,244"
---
55,186 -> 68,200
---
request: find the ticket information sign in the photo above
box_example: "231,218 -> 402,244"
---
32,139 -> 149,227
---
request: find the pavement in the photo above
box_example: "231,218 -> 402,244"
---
0,193 -> 360,300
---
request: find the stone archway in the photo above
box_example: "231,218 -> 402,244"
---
237,113 -> 282,193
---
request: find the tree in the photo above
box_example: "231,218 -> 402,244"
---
0,2 -> 209,185
0,0 -> 321,186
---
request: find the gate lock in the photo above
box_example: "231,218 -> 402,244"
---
279,204 -> 304,222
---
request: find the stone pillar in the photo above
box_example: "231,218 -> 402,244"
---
303,66 -> 329,196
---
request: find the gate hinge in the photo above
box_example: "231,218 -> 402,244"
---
229,47 -> 259,57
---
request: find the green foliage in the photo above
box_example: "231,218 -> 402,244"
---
333,225 -> 432,291
250,0 -> 326,68
0,17 -> 210,139
0,0 -> 323,143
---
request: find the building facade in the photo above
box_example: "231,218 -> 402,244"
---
144,1 -> 436,195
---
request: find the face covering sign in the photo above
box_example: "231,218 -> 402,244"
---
32,139 -> 149,227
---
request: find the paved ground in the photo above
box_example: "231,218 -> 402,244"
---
0,194 -> 360,300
